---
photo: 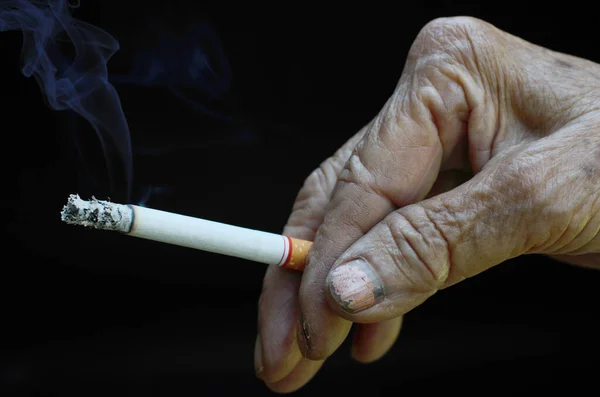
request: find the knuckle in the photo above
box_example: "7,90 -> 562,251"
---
383,207 -> 452,291
335,148 -> 400,213
338,149 -> 377,190
418,16 -> 482,42
423,16 -> 485,30
412,16 -> 488,66
395,18 -> 496,148
407,16 -> 502,103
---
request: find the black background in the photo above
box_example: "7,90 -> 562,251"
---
1,2 -> 600,396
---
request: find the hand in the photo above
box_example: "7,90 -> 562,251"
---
255,17 -> 600,393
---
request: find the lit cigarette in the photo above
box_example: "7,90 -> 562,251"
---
60,194 -> 311,271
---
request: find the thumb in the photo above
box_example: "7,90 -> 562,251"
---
325,148 -> 599,323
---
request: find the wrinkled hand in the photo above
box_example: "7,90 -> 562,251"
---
255,17 -> 600,393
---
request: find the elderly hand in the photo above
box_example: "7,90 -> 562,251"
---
254,17 -> 600,393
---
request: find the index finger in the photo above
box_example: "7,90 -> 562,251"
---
297,95 -> 444,358
297,18 -> 483,359
256,129 -> 367,384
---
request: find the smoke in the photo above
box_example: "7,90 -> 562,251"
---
0,0 -> 132,199
107,21 -> 240,206
110,23 -> 233,121
1,1 -> 252,206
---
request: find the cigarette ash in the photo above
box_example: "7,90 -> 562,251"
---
61,194 -> 133,233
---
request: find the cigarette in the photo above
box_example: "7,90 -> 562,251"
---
60,194 -> 311,271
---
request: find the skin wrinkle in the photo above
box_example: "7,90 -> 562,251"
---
487,39 -> 516,159
378,106 -> 439,165
297,130 -> 368,214
391,95 -> 428,146
290,190 -> 319,215
557,94 -> 593,127
288,136 -> 366,233
543,81 -> 562,126
584,202 -> 600,250
554,196 -> 600,254
343,198 -> 379,236
432,64 -> 470,106
551,215 -> 591,254
465,29 -> 506,163
569,98 -> 600,122
407,146 -> 443,203
379,223 -> 424,291
512,66 -> 555,134
529,173 -> 577,253
305,158 -> 341,202
286,208 -> 323,236
461,181 -> 505,250
406,94 -> 434,136
435,203 -> 474,286
448,196 -> 482,255
490,159 -> 547,254
386,212 -> 438,286
337,155 -> 397,209
553,156 -> 594,243
420,205 -> 453,283
313,165 -> 335,199
488,80 -> 504,160
515,57 -> 597,135
417,88 -> 444,148
291,193 -> 328,217
418,83 -> 468,168
374,134 -> 397,172
462,28 -> 485,84
589,144 -> 600,177
345,151 -> 378,186
323,150 -> 350,183
378,101 -> 404,138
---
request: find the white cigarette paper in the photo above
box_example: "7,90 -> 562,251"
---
60,194 -> 311,270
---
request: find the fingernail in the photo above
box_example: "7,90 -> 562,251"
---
254,335 -> 264,379
327,259 -> 384,313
